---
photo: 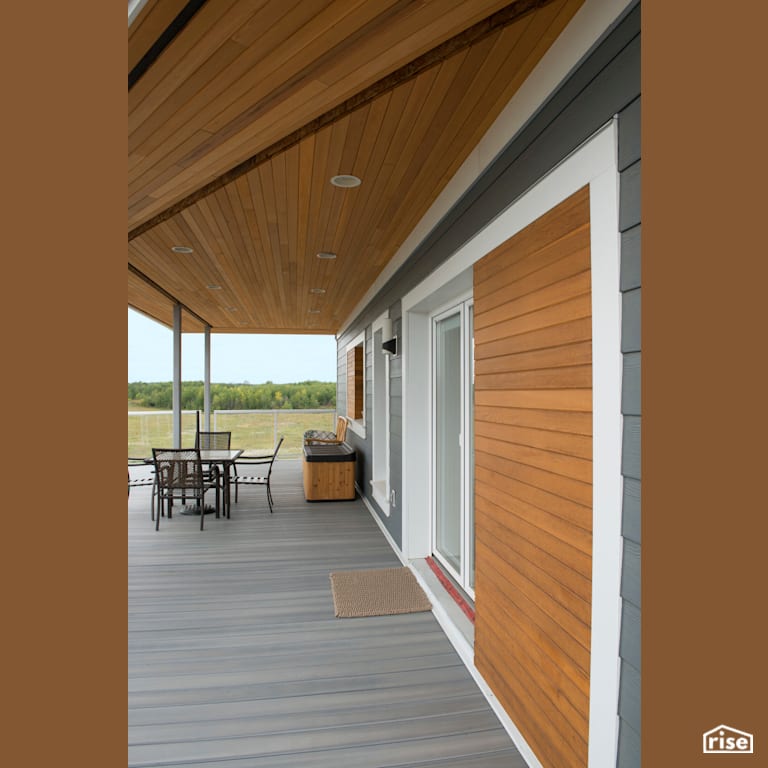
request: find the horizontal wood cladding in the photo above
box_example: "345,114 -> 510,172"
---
473,186 -> 592,768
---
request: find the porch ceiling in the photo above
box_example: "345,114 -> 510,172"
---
128,0 -> 584,335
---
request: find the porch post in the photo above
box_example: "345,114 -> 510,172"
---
204,324 -> 211,431
172,303 -> 182,448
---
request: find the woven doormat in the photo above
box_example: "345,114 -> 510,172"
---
329,567 -> 432,618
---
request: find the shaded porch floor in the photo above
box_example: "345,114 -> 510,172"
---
128,459 -> 526,767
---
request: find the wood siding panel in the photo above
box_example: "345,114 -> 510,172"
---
474,315 -> 592,360
475,338 -> 592,375
346,345 -> 363,420
473,186 -> 592,768
474,226 -> 590,309
475,466 -> 592,552
475,448 -> 591,509
475,419 -> 591,461
474,403 -> 591,436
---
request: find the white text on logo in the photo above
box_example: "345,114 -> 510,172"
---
703,725 -> 754,754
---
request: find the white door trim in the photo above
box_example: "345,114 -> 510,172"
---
370,311 -> 391,515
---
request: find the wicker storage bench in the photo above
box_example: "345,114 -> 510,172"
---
302,443 -> 356,501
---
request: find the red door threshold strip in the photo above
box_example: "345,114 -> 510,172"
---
425,556 -> 475,623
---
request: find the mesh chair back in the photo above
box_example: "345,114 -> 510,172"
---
152,449 -> 205,490
197,431 -> 232,450
152,448 -> 220,530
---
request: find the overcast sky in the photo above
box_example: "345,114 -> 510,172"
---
128,309 -> 338,383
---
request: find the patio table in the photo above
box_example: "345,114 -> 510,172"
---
198,449 -> 242,518
146,449 -> 243,518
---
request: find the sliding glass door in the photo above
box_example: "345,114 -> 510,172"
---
434,311 -> 462,572
432,300 -> 474,595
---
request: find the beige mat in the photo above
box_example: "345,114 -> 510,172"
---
329,567 -> 432,618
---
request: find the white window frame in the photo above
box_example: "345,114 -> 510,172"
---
345,330 -> 366,438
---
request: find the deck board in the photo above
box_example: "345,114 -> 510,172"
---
128,459 -> 526,767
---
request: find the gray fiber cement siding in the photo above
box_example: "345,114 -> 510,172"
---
617,88 -> 641,768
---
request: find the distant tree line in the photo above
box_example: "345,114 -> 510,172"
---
128,381 -> 336,411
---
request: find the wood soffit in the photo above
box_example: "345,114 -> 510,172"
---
128,0 -> 585,334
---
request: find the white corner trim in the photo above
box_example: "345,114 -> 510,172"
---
587,134 -> 624,768
339,0 -> 634,335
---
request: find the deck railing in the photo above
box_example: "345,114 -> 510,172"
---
128,409 -> 336,459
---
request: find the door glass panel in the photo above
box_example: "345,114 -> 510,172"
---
468,304 -> 475,590
435,312 -> 461,573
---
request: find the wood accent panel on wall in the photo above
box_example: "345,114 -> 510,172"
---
346,345 -> 364,420
473,186 -> 592,768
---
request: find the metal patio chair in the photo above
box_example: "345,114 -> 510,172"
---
230,436 -> 284,512
193,431 -> 232,498
195,431 -> 232,449
128,457 -> 159,519
152,448 -> 220,531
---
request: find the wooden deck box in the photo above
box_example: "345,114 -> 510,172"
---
303,443 -> 356,501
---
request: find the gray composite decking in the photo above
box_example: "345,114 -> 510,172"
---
128,459 -> 526,768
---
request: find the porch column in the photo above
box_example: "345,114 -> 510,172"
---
172,303 -> 182,448
204,324 -> 211,431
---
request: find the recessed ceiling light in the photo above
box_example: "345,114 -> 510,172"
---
330,174 -> 361,188
310,288 -> 326,294
171,245 -> 194,253
206,284 -> 222,290
316,252 -> 337,259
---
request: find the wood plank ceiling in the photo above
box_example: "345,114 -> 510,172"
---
128,0 -> 585,334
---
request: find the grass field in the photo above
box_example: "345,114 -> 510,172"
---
128,409 -> 336,459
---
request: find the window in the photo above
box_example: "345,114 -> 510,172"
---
345,332 -> 365,435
